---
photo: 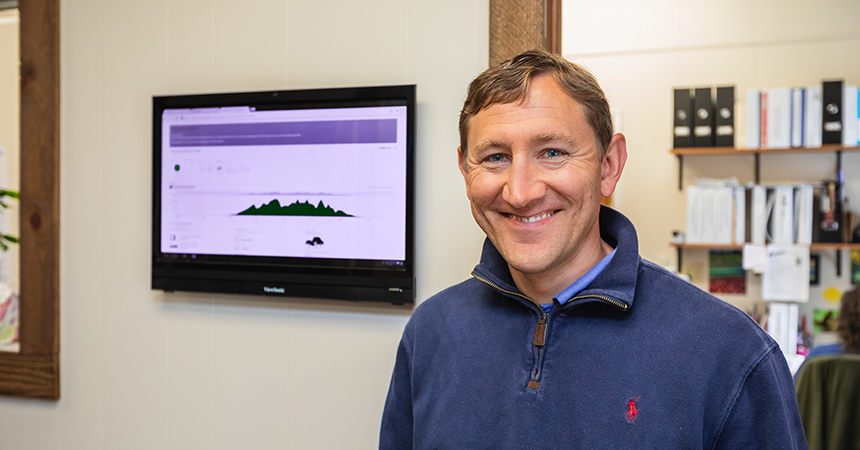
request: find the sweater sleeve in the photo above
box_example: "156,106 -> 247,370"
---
379,336 -> 414,450
711,346 -> 808,450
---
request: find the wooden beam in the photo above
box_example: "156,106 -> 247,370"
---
489,0 -> 562,67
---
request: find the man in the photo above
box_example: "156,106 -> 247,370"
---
380,49 -> 807,449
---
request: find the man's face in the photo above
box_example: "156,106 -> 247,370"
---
459,75 -> 623,281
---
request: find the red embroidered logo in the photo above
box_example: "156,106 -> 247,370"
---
626,397 -> 640,423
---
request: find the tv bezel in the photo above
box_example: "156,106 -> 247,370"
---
151,84 -> 416,304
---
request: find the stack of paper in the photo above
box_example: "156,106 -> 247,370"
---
686,178 -> 742,244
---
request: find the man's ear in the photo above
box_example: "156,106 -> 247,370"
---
600,133 -> 627,198
458,146 -> 470,198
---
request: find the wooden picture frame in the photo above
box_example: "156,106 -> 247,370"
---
0,0 -> 60,400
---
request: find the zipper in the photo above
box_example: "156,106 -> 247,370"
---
472,271 -> 629,311
567,294 -> 628,310
472,272 -> 629,390
471,272 -> 540,307
472,272 -> 547,390
530,311 -> 548,388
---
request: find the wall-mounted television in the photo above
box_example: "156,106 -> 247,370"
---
152,85 -> 416,304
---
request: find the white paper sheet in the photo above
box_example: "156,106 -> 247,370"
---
742,244 -> 767,274
762,245 -> 809,302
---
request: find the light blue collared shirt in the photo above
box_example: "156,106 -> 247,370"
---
539,247 -> 617,313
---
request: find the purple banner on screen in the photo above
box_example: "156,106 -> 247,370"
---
170,119 -> 397,147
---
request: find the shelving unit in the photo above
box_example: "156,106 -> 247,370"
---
671,243 -> 860,250
672,243 -> 860,277
672,145 -> 860,277
671,145 -> 860,190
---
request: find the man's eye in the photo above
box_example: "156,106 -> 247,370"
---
545,149 -> 564,158
485,153 -> 506,163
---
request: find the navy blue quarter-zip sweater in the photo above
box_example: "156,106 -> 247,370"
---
380,207 -> 807,449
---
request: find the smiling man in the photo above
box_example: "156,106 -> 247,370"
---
380,49 -> 807,449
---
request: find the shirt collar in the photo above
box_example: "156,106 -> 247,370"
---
473,206 -> 638,311
553,247 -> 617,306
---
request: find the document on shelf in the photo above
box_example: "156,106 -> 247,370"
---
804,86 -> 823,147
751,185 -> 767,245
762,245 -> 810,302
742,244 -> 766,274
767,302 -> 799,360
747,88 -> 760,149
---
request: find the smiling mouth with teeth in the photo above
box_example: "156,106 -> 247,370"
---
507,211 -> 557,223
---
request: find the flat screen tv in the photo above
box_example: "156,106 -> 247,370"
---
152,85 -> 416,304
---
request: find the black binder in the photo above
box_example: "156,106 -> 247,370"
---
715,86 -> 735,147
822,80 -> 843,145
673,89 -> 694,148
694,87 -> 715,147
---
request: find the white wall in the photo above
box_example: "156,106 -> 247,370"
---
5,0 -> 857,447
563,0 -> 860,321
0,1 -> 488,449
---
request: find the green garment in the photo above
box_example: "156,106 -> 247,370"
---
795,353 -> 860,450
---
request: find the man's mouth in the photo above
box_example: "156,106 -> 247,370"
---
505,210 -> 557,223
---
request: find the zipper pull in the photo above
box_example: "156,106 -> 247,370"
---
533,312 -> 547,347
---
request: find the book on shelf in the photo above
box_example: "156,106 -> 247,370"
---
694,87 -> 716,147
795,184 -> 814,245
686,182 -> 816,247
715,86 -> 735,147
765,88 -> 792,149
734,81 -> 860,149
751,185 -> 767,245
804,86 -> 823,148
686,179 -> 738,245
768,185 -> 794,245
686,185 -> 704,243
791,87 -> 804,148
844,84 -> 858,147
734,186 -> 746,244
822,80 -> 843,145
673,86 -> 736,148
746,88 -> 761,149
673,88 -> 694,148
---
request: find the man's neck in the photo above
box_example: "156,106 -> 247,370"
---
510,239 -> 613,305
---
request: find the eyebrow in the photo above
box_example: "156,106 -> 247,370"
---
471,139 -> 509,154
533,132 -> 577,147
472,133 -> 577,152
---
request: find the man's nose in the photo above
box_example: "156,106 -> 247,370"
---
501,157 -> 545,208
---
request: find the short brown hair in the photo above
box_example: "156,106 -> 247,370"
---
458,49 -> 613,164
838,288 -> 860,353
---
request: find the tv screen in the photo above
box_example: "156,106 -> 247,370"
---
152,85 -> 415,303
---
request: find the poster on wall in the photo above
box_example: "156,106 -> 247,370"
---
813,309 -> 839,333
709,250 -> 746,294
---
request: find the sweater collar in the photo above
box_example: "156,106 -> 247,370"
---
472,206 -> 639,311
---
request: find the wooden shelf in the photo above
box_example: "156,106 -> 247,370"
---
671,144 -> 860,189
671,243 -> 743,249
672,145 -> 860,275
672,242 -> 860,276
671,243 -> 860,250
670,144 -> 860,156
